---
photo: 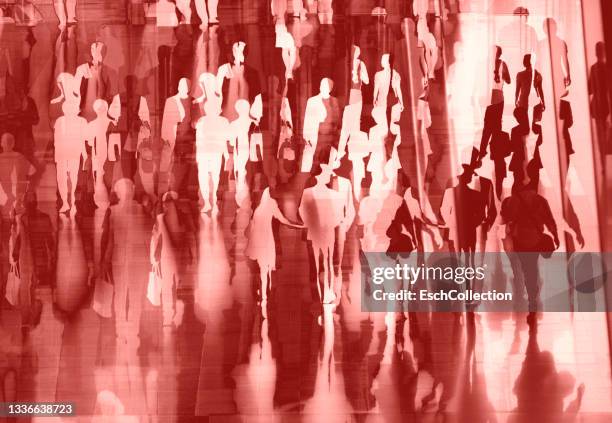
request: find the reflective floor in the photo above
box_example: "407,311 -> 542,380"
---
1,0 -> 612,421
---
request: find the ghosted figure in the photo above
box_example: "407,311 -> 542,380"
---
245,187 -> 301,308
588,42 -> 611,170
102,179 -> 151,344
54,101 -> 88,213
0,133 -> 35,214
338,45 -> 369,157
229,99 -> 256,207
478,45 -> 511,159
373,53 -> 404,111
150,192 -> 181,328
347,130 -> 369,200
302,78 -> 337,173
299,159 -> 343,304
275,23 -> 297,80
195,98 -> 230,214
161,78 -> 190,167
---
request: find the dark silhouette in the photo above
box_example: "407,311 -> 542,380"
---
588,41 -> 611,170
501,181 -> 559,312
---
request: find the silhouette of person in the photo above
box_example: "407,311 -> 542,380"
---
229,99 -> 257,207
299,158 -> 344,304
338,45 -> 369,158
0,133 -> 35,214
54,100 -> 88,213
22,190 -> 56,288
403,176 -> 443,252
195,98 -> 230,214
501,181 -> 559,312
150,192 -> 181,328
302,78 -> 336,173
87,99 -> 119,205
160,77 -> 190,182
217,41 -> 262,122
13,94 -> 39,163
373,53 -> 404,113
326,148 -> 355,280
195,0 -> 219,27
8,202 -> 38,331
497,7 -> 538,72
588,42 -> 611,170
478,45 -> 511,159
275,23 -> 297,80
515,54 -> 544,131
539,18 -> 571,100
440,163 -> 486,276
53,0 -> 77,28
245,187 -> 301,307
101,179 -> 151,344
76,42 -> 117,122
417,17 -> 438,82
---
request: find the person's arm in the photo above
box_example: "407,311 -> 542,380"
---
272,199 -> 302,227
342,183 -> 356,231
515,73 -> 521,107
392,71 -> 404,109
373,73 -> 380,106
360,61 -> 369,85
541,199 -> 559,246
502,62 -> 511,84
563,41 -> 571,86
535,72 -> 545,109
150,220 -> 161,265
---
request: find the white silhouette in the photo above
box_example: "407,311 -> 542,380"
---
301,78 -> 332,173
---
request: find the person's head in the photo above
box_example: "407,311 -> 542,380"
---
90,41 -> 106,64
596,41 -> 606,62
234,99 -> 250,117
523,54 -> 532,68
494,45 -> 502,60
320,78 -> 332,97
93,99 -> 109,117
381,53 -> 390,68
113,178 -> 135,203
177,78 -> 190,99
513,6 -> 529,23
543,17 -> 557,36
458,164 -> 475,185
1,133 -> 15,152
232,41 -> 246,63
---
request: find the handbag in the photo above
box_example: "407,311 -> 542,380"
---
147,262 -> 162,306
5,263 -> 21,306
92,273 -> 114,318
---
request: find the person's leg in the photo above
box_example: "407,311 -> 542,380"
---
210,155 -> 222,211
176,0 -> 192,23
207,0 -> 218,23
127,267 -> 146,337
53,1 -> 67,26
195,0 -> 208,25
259,263 -> 268,302
197,157 -> 211,211
113,276 -> 129,339
56,161 -> 68,211
518,253 -> 540,311
65,0 -> 76,23
67,159 -> 80,210
161,273 -> 175,326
